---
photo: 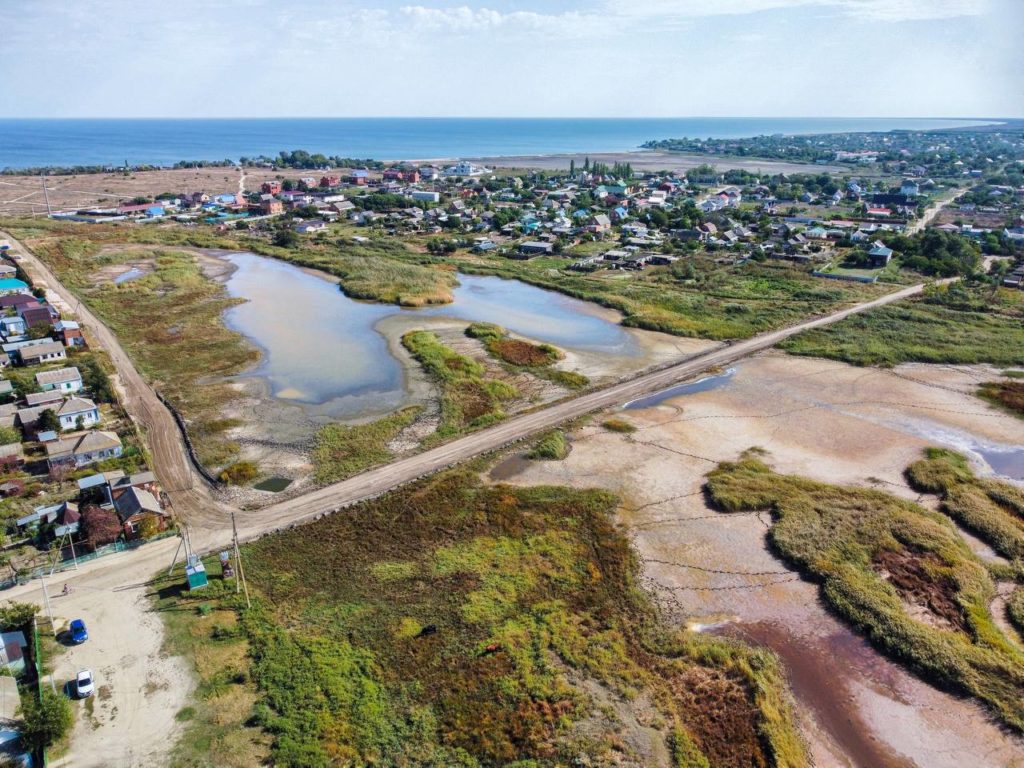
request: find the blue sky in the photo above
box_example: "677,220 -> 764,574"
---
1,0 -> 1020,117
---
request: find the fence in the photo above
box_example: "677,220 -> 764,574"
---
0,530 -> 179,592
154,391 -> 225,488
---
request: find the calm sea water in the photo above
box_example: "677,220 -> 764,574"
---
0,117 -> 995,170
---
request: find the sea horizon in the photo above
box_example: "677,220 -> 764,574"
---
0,116 -> 1004,170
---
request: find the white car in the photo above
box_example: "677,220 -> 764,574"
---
76,669 -> 94,699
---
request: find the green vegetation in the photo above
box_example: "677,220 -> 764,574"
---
601,417 -> 637,434
312,407 -> 421,484
19,689 -> 73,752
160,467 -> 807,767
780,283 -> 1024,367
1008,588 -> 1024,637
219,461 -> 260,486
456,253 -> 884,341
706,451 -> 1024,731
151,566 -> 270,767
402,331 -> 517,440
978,380 -> 1024,418
905,448 -> 1024,561
526,431 -> 569,460
7,229 -> 258,469
466,322 -> 589,389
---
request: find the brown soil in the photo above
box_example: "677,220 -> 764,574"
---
979,380 -> 1024,417
491,338 -> 556,367
875,548 -> 966,632
668,665 -> 767,768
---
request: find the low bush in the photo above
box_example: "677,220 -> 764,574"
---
527,431 -> 569,460
219,461 -> 259,485
602,417 -> 637,433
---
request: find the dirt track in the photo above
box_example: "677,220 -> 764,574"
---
1,229 -> 933,553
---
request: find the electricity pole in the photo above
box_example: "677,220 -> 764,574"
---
231,512 -> 251,609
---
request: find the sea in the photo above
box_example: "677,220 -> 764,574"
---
0,117 -> 997,170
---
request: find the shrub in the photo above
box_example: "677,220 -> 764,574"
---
19,689 -> 72,751
220,461 -> 259,485
527,431 -> 569,461
602,417 -> 636,434
0,602 -> 37,631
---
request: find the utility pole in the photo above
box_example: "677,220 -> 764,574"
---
230,512 -> 251,609
40,174 -> 52,217
39,573 -> 54,637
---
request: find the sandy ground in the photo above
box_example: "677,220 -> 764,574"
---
463,150 -> 841,175
1,539 -> 189,768
489,352 -> 1024,768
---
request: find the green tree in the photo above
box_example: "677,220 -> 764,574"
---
37,409 -> 59,433
273,230 -> 299,248
19,689 -> 73,751
0,426 -> 19,444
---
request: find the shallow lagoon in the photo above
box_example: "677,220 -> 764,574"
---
222,253 -> 638,415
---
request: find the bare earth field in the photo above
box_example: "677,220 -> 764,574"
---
464,150 -> 842,175
490,352 -> 1024,768
0,167 -> 290,216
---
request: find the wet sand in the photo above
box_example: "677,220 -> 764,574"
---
491,352 -> 1024,767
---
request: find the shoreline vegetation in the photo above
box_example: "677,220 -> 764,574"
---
155,462 -> 809,767
706,449 -> 1024,733
10,228 -> 259,470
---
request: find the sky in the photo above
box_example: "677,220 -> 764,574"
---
0,0 -> 1020,118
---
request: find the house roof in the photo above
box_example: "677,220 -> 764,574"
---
25,390 -> 63,407
21,341 -> 64,359
114,486 -> 164,521
56,397 -> 96,417
35,367 -> 81,386
0,279 -> 29,292
45,430 -> 120,460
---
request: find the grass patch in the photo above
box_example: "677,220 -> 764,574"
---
4,228 -> 258,469
978,380 -> 1024,418
402,330 -> 517,440
602,417 -> 637,434
151,564 -> 271,768
1008,588 -> 1024,637
905,447 -> 1024,561
466,322 -> 589,390
311,406 -> 421,485
526,431 -> 569,461
160,468 -> 808,767
455,252 -> 886,341
219,461 -> 259,486
706,450 -> 1024,731
780,283 -> 1024,367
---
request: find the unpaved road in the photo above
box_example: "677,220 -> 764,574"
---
2,229 -> 934,553
906,188 -> 965,234
3,538 -> 190,768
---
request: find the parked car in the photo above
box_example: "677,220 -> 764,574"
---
69,619 -> 88,644
76,669 -> 94,698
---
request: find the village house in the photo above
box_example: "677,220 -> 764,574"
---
46,430 -> 122,471
19,341 -> 66,366
867,240 -> 895,267
53,320 -> 86,348
55,397 -> 100,431
260,181 -> 282,195
0,279 -> 30,298
294,220 -> 327,234
113,485 -> 168,538
16,500 -> 78,535
18,303 -> 56,330
36,366 -> 83,393
0,316 -> 26,339
515,241 -> 555,258
25,389 -> 63,408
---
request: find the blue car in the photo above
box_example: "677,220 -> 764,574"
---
69,619 -> 88,644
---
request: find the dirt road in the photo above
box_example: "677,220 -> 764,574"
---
210,281 -> 933,549
906,188 -> 965,234
3,538 -> 190,768
1,229 -> 932,553
0,230 -> 232,527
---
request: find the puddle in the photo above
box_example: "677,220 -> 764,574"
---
254,477 -> 292,493
488,454 -> 531,481
623,367 -> 736,410
113,267 -> 145,284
